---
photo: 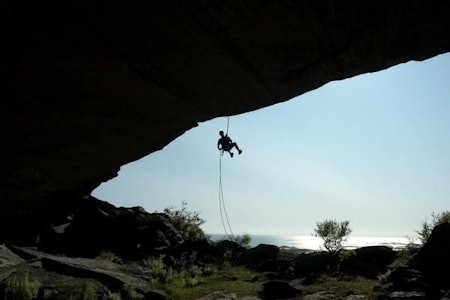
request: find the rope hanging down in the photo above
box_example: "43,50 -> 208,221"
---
219,152 -> 234,239
219,116 -> 235,240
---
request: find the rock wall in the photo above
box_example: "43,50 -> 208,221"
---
1,0 -> 450,242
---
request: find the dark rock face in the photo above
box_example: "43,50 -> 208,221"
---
340,246 -> 397,279
37,196 -> 183,259
293,251 -> 339,278
375,223 -> 450,299
237,244 -> 280,266
1,1 -> 450,242
409,222 -> 450,290
260,280 -> 301,299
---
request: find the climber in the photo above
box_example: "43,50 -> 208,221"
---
217,130 -> 243,157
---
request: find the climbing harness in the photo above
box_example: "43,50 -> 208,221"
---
218,116 -> 235,240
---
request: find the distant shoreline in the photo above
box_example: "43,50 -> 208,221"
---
208,234 -> 411,251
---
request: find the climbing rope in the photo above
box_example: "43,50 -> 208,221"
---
219,116 -> 235,240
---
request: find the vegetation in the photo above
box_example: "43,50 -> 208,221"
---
143,256 -> 173,284
120,284 -> 140,300
95,251 -> 123,264
140,251 -> 258,299
163,202 -> 252,250
166,265 -> 259,300
4,273 -> 40,300
313,219 -> 352,252
301,275 -> 376,298
389,242 -> 421,270
416,210 -> 450,243
232,233 -> 252,248
164,200 -> 207,240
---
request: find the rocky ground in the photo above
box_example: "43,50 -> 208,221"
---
0,244 -> 373,299
1,198 -> 449,299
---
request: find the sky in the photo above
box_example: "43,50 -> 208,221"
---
93,53 -> 450,238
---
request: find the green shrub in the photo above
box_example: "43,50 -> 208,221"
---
5,273 -> 40,300
50,282 -> 98,300
120,284 -> 139,300
143,256 -> 179,286
184,276 -> 200,287
187,265 -> 202,277
389,242 -> 421,269
95,251 -> 122,264
233,233 -> 252,248
202,264 -> 218,276
164,201 -> 206,240
76,283 -> 97,300
416,210 -> 450,243
313,219 -> 352,252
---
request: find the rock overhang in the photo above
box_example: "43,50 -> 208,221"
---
1,0 -> 450,243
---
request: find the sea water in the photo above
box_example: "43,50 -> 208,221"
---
209,234 -> 410,251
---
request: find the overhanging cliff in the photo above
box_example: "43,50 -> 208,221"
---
1,0 -> 450,242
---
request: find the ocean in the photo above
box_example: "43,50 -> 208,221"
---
209,234 -> 411,251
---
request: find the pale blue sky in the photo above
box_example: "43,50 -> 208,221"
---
93,53 -> 450,238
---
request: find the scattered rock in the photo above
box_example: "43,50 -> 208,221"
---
238,244 -> 279,266
196,291 -> 238,299
385,291 -> 426,299
409,222 -> 450,291
340,246 -> 397,279
293,251 -> 339,277
144,289 -> 172,300
9,246 -> 151,295
0,244 -> 25,269
260,280 -> 301,299
164,238 -> 215,269
302,291 -> 336,300
212,240 -> 246,261
374,223 -> 450,299
256,259 -> 292,277
248,272 -> 278,282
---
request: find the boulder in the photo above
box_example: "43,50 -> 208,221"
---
374,223 -> 450,299
256,259 -> 293,279
212,240 -> 246,261
237,244 -> 280,267
195,291 -> 238,300
293,251 -> 339,277
37,196 -> 183,259
260,280 -> 301,299
409,222 -> 450,290
164,238 -> 215,269
143,290 -> 171,300
340,246 -> 397,279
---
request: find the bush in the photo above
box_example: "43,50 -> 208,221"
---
416,210 -> 450,244
143,256 -> 171,284
313,219 -> 352,252
164,201 -> 206,240
388,242 -> 420,269
5,273 -> 40,300
232,233 -> 251,248
95,251 -> 123,264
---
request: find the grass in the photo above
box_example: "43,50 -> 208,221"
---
140,252 -> 377,300
300,275 -> 377,298
4,273 -> 40,300
164,268 -> 377,300
95,251 -> 123,264
164,265 -> 260,300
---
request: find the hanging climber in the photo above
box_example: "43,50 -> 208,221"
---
217,130 -> 243,157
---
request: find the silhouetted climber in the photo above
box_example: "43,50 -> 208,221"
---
217,130 -> 242,157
